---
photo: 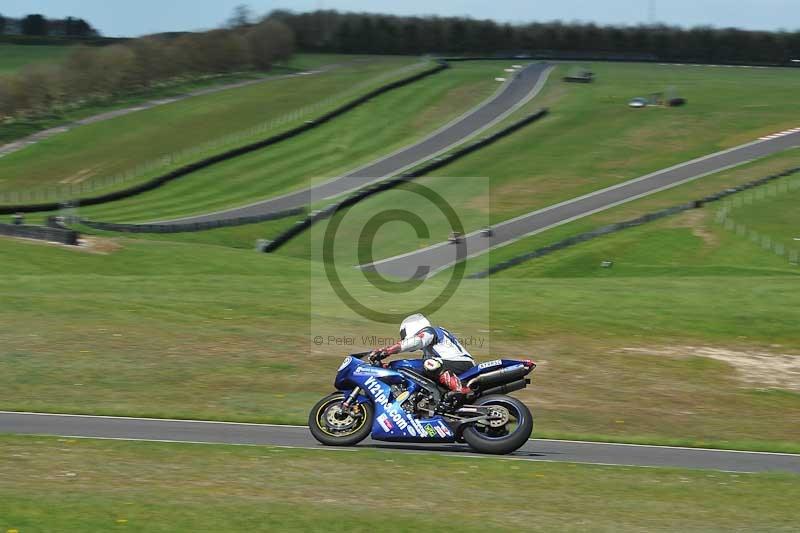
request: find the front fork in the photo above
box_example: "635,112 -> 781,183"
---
340,387 -> 361,413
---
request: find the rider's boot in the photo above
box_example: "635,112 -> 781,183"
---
437,370 -> 472,411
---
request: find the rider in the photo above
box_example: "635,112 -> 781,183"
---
369,313 -> 475,404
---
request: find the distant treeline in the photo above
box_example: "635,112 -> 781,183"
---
0,13 -> 98,37
271,9 -> 800,65
0,18 -> 294,120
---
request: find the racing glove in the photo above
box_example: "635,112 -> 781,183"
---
368,340 -> 404,364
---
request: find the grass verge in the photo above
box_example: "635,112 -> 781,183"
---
74,61 -> 509,223
0,435 -> 798,532
0,55 -> 421,193
1,234 -> 799,448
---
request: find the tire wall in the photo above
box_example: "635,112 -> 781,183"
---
81,207 -> 304,234
0,222 -> 79,245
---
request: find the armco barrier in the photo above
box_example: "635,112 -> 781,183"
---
80,206 -> 304,233
469,166 -> 800,278
0,62 -> 449,216
262,109 -> 549,253
0,222 -> 79,245
440,54 -> 800,68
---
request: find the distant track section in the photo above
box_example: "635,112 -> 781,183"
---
262,109 -> 549,253
0,61 -> 448,215
367,130 -> 800,279
157,62 -> 553,226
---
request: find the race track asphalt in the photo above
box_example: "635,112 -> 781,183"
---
1,411 -> 798,473
158,62 -> 553,224
367,131 -> 800,279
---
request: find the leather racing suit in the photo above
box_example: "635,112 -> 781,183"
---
372,326 -> 475,396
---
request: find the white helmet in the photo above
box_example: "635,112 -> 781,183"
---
400,313 -> 431,341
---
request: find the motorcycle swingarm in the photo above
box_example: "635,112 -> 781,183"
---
445,405 -> 505,434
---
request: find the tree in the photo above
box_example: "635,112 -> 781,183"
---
18,64 -> 63,112
270,9 -> 794,63
246,19 -> 295,69
96,45 -> 137,95
22,14 -> 48,36
127,38 -> 168,87
64,17 -> 96,37
227,4 -> 254,29
0,76 -> 17,117
0,14 -> 6,35
62,46 -> 101,100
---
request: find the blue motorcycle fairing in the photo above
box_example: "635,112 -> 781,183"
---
387,358 -> 426,373
458,359 -> 526,381
334,354 -> 455,443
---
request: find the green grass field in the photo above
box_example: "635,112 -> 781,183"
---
5,54 -> 800,533
1,223 -> 799,450
466,62 -> 800,222
0,43 -> 72,73
0,55 -> 424,193
376,63 -> 800,258
292,63 -> 800,267
0,53 -> 375,147
467,147 -> 800,278
1,436 -> 798,532
71,62 -> 800,260
2,59 -> 800,453
73,61 -> 508,223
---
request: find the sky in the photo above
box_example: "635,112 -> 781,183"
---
2,0 -> 799,37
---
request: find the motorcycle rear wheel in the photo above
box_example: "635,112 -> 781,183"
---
462,394 -> 533,455
309,392 -> 373,446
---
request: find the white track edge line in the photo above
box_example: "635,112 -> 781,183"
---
2,410 -> 798,457
0,433 -> 764,471
16,434 -> 357,452
0,410 -> 306,428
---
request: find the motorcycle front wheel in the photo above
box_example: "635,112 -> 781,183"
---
309,392 -> 373,446
462,394 -> 533,455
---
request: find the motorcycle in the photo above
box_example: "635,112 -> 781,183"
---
309,352 -> 536,455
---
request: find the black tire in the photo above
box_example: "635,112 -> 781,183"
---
462,394 -> 533,455
308,392 -> 373,446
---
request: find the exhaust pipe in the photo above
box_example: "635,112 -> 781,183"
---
468,364 -> 529,390
482,378 -> 529,396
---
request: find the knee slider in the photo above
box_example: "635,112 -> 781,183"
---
423,358 -> 442,372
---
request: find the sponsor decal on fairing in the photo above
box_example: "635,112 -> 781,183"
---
363,377 -> 451,440
354,366 -> 383,376
478,359 -> 502,369
376,413 -> 393,431
364,376 -> 411,432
